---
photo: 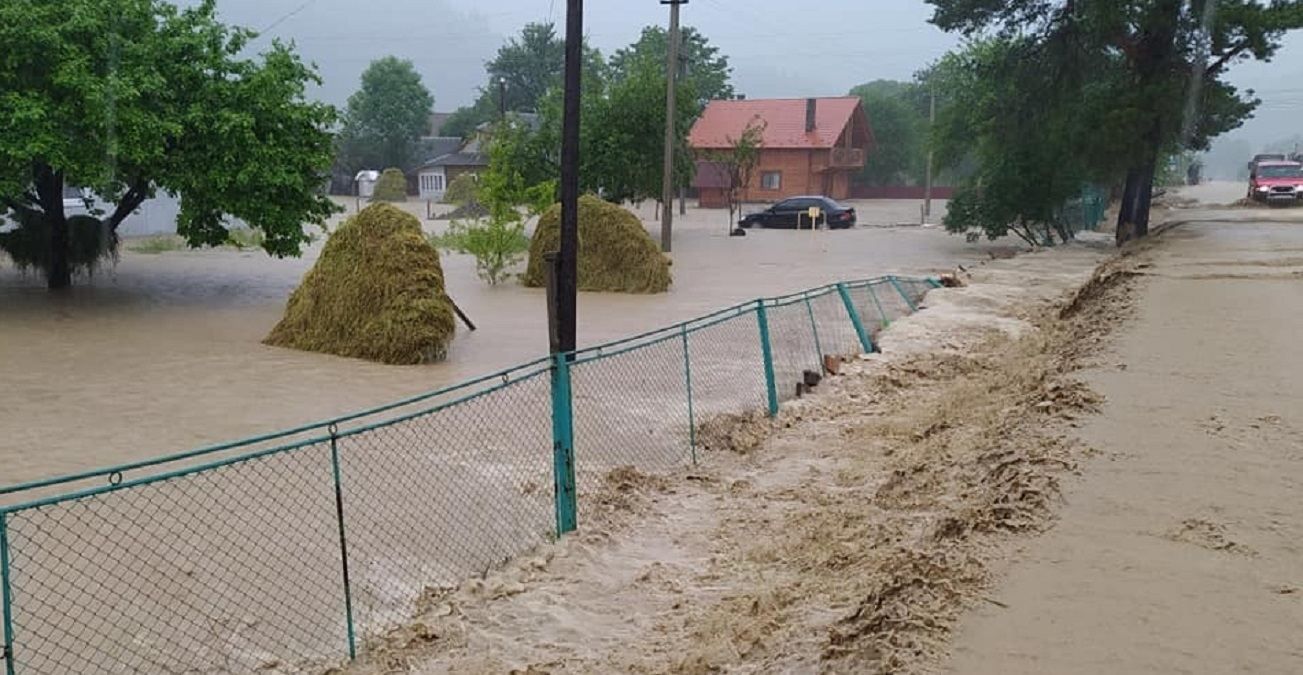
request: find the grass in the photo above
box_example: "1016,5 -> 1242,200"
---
126,235 -> 187,254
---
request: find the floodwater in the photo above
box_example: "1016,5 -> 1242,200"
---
0,199 -> 1011,486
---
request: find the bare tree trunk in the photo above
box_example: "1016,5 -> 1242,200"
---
1116,166 -> 1142,246
34,164 -> 71,290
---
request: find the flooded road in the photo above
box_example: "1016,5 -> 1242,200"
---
0,199 -> 1012,485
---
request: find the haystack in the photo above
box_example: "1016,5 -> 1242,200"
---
523,195 -> 671,293
265,204 -> 455,364
370,168 -> 408,202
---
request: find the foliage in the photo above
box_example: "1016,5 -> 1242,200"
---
523,195 -> 671,293
335,56 -> 435,173
609,26 -> 734,110
265,203 -> 455,364
925,0 -> 1303,242
708,118 -> 766,233
225,227 -> 266,250
849,80 -> 929,186
442,173 -> 480,206
584,59 -> 699,203
432,218 -> 529,285
371,168 -> 408,202
931,38 -> 1098,246
0,214 -> 116,272
486,22 -> 608,113
0,0 -> 338,288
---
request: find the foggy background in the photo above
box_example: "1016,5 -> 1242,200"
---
205,0 -> 1300,180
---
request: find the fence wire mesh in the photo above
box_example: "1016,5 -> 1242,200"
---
0,276 -> 935,674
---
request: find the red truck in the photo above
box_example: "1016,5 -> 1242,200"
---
1248,160 -> 1303,204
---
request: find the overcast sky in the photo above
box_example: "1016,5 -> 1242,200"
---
208,0 -> 1301,150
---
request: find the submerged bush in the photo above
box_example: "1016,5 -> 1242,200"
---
370,168 -> 408,202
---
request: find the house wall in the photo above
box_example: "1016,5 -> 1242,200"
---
417,167 -> 447,200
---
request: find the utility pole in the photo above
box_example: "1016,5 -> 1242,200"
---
660,0 -> 686,252
498,77 -> 507,120
554,0 -> 583,355
923,87 -> 936,223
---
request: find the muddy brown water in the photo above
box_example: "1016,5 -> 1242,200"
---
0,200 -> 1028,671
1,200 -> 1010,488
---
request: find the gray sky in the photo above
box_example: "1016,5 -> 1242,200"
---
214,0 -> 1299,150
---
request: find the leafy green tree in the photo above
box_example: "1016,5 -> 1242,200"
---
0,0 -> 337,289
434,119 -> 554,285
609,26 -> 734,109
926,0 -> 1303,243
849,80 -> 928,186
442,98 -> 497,140
709,119 -> 766,233
484,22 -> 608,114
337,56 -> 434,172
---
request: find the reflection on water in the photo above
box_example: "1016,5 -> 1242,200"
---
0,200 -> 1014,485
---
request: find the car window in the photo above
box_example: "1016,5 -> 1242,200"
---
1260,165 -> 1303,179
774,199 -> 800,210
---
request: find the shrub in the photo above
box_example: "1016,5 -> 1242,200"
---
442,173 -> 480,206
265,203 -> 455,364
224,228 -> 265,250
126,235 -> 186,254
432,217 -> 529,285
522,195 -> 671,293
370,167 -> 408,202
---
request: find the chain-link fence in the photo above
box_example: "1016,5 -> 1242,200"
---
0,275 -> 937,674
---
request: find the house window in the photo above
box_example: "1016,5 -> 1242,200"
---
761,171 -> 781,190
420,173 -> 445,193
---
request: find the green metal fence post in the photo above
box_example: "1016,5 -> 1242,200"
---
328,427 -> 357,662
680,325 -> 697,465
803,293 -> 825,371
755,300 -> 779,416
927,277 -> 943,289
889,275 -> 918,312
1,512 -> 16,675
867,279 -> 890,328
837,282 -> 874,353
550,353 -> 578,534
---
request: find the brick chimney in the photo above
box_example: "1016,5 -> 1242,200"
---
805,98 -> 816,132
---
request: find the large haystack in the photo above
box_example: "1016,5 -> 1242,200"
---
523,195 -> 671,293
265,204 -> 455,364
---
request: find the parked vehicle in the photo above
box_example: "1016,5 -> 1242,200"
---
1248,153 -> 1288,172
738,196 -> 857,229
1248,160 -> 1303,204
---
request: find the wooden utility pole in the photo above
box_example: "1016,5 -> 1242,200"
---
660,0 -> 687,252
923,87 -> 936,223
554,0 -> 583,354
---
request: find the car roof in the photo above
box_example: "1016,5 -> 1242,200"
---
1257,160 -> 1302,167
781,195 -> 837,202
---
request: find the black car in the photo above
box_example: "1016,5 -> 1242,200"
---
738,196 -> 857,230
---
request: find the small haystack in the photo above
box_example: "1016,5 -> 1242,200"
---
370,168 -> 408,202
265,204 -> 455,364
523,195 -> 671,293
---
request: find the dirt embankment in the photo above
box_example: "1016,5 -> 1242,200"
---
334,242 -> 1131,675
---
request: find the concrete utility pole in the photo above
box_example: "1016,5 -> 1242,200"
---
660,0 -> 687,252
923,87 -> 936,223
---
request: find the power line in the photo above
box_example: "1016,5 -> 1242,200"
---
258,0 -> 320,37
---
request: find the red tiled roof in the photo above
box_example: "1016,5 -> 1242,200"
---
688,97 -> 865,150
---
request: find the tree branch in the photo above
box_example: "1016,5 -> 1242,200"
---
1206,39 -> 1251,77
104,179 -> 151,231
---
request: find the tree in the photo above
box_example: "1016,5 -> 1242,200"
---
849,80 -> 929,186
337,56 -> 434,172
0,0 -> 337,289
585,60 -> 699,204
433,117 -> 554,285
710,118 -> 766,234
485,22 -> 607,114
926,0 -> 1303,244
609,26 -> 734,109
